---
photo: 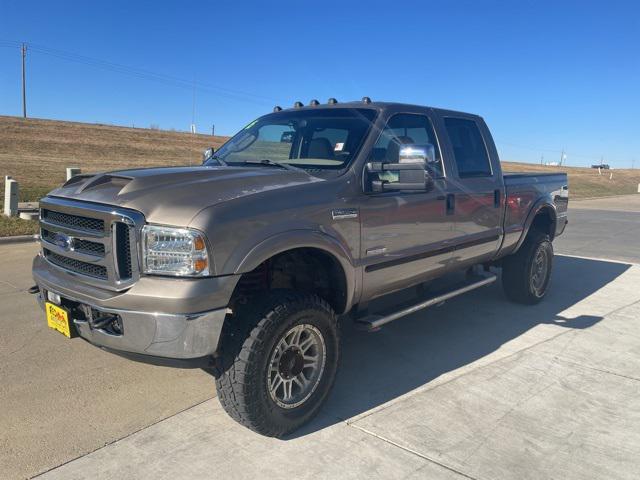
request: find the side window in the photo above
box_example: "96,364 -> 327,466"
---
443,118 -> 492,178
372,114 -> 443,183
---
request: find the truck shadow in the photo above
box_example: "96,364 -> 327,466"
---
288,255 -> 629,438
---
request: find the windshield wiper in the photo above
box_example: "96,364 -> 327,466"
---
243,159 -> 304,172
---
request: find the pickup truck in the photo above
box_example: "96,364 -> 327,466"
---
32,99 -> 568,437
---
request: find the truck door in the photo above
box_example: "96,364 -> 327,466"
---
360,112 -> 457,301
439,116 -> 504,269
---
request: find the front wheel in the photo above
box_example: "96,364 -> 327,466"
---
502,230 -> 553,304
215,291 -> 340,437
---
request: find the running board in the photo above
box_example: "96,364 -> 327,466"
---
356,273 -> 497,331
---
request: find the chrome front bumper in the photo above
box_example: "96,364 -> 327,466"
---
33,253 -> 238,362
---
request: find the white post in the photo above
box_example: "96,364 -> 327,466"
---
66,167 -> 81,180
637,183 -> 640,193
4,178 -> 19,217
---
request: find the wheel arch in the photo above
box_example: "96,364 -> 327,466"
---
514,200 -> 557,253
228,230 -> 356,314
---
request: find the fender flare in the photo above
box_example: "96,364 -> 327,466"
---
229,229 -> 357,314
513,198 -> 558,252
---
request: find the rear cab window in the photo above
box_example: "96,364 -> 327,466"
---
443,117 -> 492,178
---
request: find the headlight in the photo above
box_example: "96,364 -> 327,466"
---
141,225 -> 210,277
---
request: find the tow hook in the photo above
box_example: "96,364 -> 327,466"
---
27,285 -> 40,294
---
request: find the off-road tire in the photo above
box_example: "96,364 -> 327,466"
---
214,290 -> 340,437
502,230 -> 553,304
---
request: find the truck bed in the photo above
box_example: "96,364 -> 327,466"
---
501,171 -> 569,252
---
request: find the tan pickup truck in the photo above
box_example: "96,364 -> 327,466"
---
32,99 -> 568,436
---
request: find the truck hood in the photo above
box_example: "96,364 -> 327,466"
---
48,166 -> 322,226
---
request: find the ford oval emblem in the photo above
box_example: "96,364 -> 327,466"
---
53,232 -> 72,251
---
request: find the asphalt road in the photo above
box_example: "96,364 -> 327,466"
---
554,194 -> 640,263
2,194 -> 640,479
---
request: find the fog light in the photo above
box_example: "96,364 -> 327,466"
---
47,291 -> 61,305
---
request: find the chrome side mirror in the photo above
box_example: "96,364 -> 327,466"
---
398,144 -> 436,165
202,147 -> 215,164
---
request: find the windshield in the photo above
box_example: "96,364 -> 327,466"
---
206,108 -> 377,170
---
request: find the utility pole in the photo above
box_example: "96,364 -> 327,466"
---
559,149 -> 566,166
190,77 -> 196,135
21,43 -> 27,118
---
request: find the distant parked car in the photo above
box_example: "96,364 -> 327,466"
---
592,164 -> 610,169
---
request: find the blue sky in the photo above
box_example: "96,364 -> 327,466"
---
0,0 -> 638,167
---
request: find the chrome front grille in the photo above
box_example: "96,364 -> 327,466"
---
44,249 -> 108,279
41,209 -> 105,233
74,238 -> 106,256
39,197 -> 144,291
41,228 -> 106,256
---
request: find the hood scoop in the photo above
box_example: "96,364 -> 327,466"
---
62,173 -> 95,188
78,174 -> 133,193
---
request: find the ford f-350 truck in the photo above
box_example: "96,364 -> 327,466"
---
32,99 -> 568,436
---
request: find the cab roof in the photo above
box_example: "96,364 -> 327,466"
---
273,100 -> 482,121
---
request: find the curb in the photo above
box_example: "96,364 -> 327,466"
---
572,193 -> 640,202
0,234 -> 39,245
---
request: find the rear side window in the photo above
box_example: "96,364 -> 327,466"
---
444,118 -> 492,178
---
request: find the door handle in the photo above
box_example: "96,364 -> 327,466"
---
446,193 -> 455,215
494,189 -> 501,208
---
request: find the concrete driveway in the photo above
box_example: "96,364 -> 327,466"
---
0,243 -> 214,479
2,195 -> 640,479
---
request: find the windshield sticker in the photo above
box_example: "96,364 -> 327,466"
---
334,142 -> 345,152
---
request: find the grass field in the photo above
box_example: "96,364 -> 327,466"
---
1,114 -> 639,235
0,115 -> 227,204
501,161 -> 640,199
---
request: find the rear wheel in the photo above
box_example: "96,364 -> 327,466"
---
502,230 -> 553,304
215,290 -> 339,437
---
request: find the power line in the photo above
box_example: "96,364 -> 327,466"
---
497,140 -> 627,165
1,39 -> 280,105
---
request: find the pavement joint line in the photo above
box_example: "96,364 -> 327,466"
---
347,331 -> 567,427
32,396 -> 216,479
549,356 -> 640,383
0,279 -> 21,290
349,422 -> 478,480
348,291 -> 640,427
